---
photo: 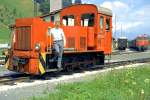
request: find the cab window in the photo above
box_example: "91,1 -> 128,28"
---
62,15 -> 75,26
81,13 -> 95,27
106,18 -> 110,31
100,16 -> 104,29
51,16 -> 55,22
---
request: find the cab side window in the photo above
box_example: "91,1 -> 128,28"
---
100,16 -> 104,29
106,18 -> 110,31
62,15 -> 75,26
51,16 -> 55,22
81,13 -> 95,27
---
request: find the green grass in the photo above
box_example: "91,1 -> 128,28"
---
31,65 -> 150,100
0,0 -> 34,17
0,23 -> 11,43
0,0 -> 34,43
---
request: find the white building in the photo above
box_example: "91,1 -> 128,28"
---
50,0 -> 72,13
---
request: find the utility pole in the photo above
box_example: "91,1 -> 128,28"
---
34,0 -> 37,16
49,0 -> 51,13
121,24 -> 123,37
115,14 -> 117,39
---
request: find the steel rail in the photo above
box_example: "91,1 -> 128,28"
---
0,74 -> 30,85
112,50 -> 140,55
0,57 -> 150,85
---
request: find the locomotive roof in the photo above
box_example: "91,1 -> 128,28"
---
63,4 -> 113,16
137,34 -> 148,38
118,37 -> 127,39
97,6 -> 112,16
40,4 -> 112,18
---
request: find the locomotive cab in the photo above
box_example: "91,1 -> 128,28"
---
6,4 -> 112,75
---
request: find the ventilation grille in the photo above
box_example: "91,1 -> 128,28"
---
15,26 -> 31,50
98,38 -> 101,45
68,37 -> 75,48
80,37 -> 86,49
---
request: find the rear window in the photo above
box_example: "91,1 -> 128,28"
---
81,13 -> 95,27
106,18 -> 110,31
100,16 -> 104,29
62,15 -> 75,26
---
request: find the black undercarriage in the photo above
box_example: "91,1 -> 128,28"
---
45,51 -> 105,71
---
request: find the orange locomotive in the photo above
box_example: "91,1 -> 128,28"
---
129,34 -> 149,51
6,4 -> 112,75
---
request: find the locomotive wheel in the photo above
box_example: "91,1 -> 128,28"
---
65,65 -> 74,72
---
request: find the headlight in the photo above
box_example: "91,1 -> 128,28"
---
35,43 -> 41,51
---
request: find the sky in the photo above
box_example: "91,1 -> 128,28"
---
79,0 -> 150,39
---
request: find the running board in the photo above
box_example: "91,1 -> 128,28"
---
45,68 -> 58,72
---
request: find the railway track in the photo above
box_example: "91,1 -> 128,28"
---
0,74 -> 30,85
0,50 -> 149,68
0,50 -> 149,66
112,50 -> 139,55
105,57 -> 150,67
0,57 -> 150,85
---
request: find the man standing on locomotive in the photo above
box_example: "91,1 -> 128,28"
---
48,21 -> 66,71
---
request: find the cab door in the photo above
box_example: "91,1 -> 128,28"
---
104,16 -> 112,54
97,15 -> 105,50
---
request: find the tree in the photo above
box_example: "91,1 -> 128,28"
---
39,0 -> 49,15
63,0 -> 72,8
35,0 -> 44,3
0,5 -> 19,26
75,0 -> 82,4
